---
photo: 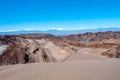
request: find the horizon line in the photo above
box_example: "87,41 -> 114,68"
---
0,27 -> 120,32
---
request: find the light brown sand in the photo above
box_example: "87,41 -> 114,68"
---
65,48 -> 107,61
0,59 -> 120,80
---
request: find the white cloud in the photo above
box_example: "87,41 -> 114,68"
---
57,28 -> 64,30
0,28 -> 39,32
50,28 -> 64,30
23,28 -> 38,31
0,30 -> 20,32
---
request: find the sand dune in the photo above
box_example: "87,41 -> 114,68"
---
0,59 -> 120,80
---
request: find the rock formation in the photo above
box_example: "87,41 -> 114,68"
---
0,34 -> 70,65
62,31 -> 120,42
101,45 -> 120,58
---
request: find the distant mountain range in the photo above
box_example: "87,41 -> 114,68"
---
0,27 -> 120,35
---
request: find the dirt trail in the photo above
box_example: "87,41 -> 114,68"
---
38,39 -> 71,61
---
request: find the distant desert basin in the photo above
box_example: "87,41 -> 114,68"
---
0,59 -> 120,80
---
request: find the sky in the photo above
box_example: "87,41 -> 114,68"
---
0,0 -> 120,31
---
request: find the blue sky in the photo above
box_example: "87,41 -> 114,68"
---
0,0 -> 120,31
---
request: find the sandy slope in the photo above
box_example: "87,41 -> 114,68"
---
65,48 -> 107,61
0,59 -> 120,80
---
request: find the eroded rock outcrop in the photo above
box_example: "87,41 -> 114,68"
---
101,45 -> 120,58
0,36 -> 70,65
62,31 -> 120,42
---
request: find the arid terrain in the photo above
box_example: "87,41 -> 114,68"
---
0,31 -> 120,80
